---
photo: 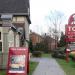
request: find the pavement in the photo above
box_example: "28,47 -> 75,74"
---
30,58 -> 66,75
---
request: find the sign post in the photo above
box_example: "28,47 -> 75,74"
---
7,47 -> 29,75
66,48 -> 70,62
65,13 -> 75,62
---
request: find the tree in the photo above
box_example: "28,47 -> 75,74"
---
47,10 -> 64,30
29,39 -> 33,53
45,10 -> 65,49
58,32 -> 66,47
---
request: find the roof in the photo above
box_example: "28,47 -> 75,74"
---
0,0 -> 29,14
30,32 -> 43,39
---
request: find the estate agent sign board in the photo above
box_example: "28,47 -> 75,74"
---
65,24 -> 75,42
7,47 -> 28,75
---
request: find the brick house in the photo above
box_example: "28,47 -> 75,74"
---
30,32 -> 57,52
30,32 -> 43,46
0,0 -> 30,69
43,35 -> 58,51
48,38 -> 58,51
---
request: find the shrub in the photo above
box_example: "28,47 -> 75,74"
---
33,42 -> 49,53
51,50 -> 66,59
32,51 -> 42,57
69,53 -> 75,61
29,39 -> 33,53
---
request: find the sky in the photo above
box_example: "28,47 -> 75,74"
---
30,0 -> 75,35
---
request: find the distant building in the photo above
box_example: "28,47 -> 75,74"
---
30,32 -> 43,46
49,38 -> 58,51
43,35 -> 58,51
0,0 -> 31,69
30,32 -> 58,52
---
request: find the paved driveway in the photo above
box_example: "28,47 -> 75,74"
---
30,58 -> 66,75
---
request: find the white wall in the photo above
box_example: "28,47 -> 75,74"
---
24,17 -> 29,47
15,33 -> 20,47
8,30 -> 15,47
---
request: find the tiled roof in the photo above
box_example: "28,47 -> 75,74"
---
0,0 -> 29,14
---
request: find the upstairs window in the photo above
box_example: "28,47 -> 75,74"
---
0,32 -> 1,40
0,42 -> 2,52
13,17 -> 25,22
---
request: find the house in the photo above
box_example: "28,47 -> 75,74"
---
0,0 -> 30,69
30,32 -> 43,46
48,38 -> 58,51
30,32 -> 58,52
44,34 -> 58,51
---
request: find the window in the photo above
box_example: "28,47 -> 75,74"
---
13,17 -> 25,22
0,32 -> 1,40
13,17 -> 17,22
17,17 -> 25,22
0,42 -> 2,51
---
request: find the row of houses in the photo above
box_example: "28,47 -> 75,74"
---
30,31 -> 58,51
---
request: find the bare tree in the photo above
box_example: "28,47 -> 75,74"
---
45,10 -> 65,49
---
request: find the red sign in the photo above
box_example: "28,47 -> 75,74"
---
65,24 -> 75,35
65,13 -> 75,62
68,13 -> 75,24
65,24 -> 75,42
7,47 -> 28,75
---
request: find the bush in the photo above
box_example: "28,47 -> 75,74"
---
32,51 -> 42,57
51,50 -> 66,59
69,53 -> 75,61
33,42 -> 49,53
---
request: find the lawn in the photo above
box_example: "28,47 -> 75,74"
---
0,61 -> 38,75
29,61 -> 38,75
56,58 -> 75,75
42,53 -> 51,58
0,70 -> 6,75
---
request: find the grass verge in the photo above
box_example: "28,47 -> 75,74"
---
0,61 -> 38,75
56,58 -> 75,75
0,70 -> 6,75
42,53 -> 51,58
29,61 -> 38,75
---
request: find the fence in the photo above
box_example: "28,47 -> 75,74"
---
0,52 -> 8,70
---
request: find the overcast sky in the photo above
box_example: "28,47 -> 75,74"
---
30,0 -> 75,34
